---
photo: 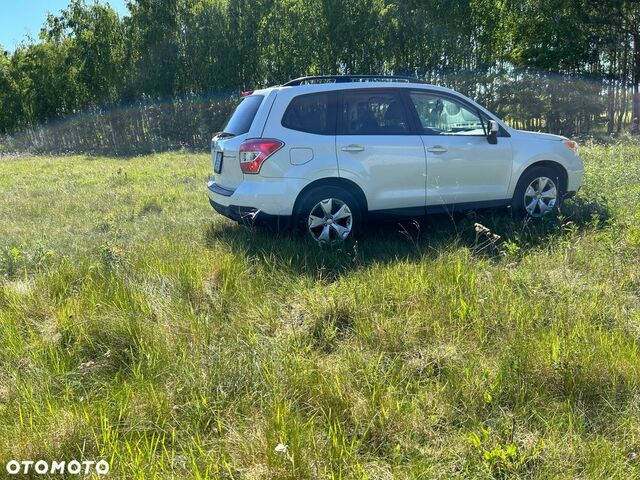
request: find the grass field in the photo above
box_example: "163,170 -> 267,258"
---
1,141 -> 640,479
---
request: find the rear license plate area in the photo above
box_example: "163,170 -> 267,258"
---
214,152 -> 223,173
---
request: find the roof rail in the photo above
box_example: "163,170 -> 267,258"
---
282,75 -> 426,86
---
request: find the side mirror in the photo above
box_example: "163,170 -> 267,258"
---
487,120 -> 499,144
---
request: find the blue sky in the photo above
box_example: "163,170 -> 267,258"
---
1,0 -> 129,52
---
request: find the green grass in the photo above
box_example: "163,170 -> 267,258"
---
1,142 -> 640,479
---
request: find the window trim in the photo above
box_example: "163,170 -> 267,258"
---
336,88 -> 417,136
280,91 -> 337,136
405,89 -> 510,137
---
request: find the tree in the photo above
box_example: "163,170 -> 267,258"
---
125,0 -> 181,98
582,0 -> 640,124
0,0 -> 638,144
61,0 -> 126,106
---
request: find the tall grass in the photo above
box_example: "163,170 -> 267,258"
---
0,141 -> 639,478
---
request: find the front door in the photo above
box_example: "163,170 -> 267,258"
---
408,91 -> 513,207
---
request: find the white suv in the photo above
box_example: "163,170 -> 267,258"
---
208,75 -> 584,243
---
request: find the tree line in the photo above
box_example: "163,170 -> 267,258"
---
1,0 -> 639,154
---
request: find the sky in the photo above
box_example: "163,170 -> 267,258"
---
0,0 -> 129,53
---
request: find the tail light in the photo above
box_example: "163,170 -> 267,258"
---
239,139 -> 284,174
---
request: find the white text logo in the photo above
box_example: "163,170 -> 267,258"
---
6,460 -> 110,475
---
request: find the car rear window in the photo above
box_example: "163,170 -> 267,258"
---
223,95 -> 264,136
282,93 -> 333,135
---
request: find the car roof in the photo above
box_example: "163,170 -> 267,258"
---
261,81 -> 457,95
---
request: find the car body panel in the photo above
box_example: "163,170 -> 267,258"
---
260,88 -> 339,182
422,135 -> 514,206
337,134 -> 427,210
208,176 -> 311,216
506,129 -> 584,196
211,134 -> 247,191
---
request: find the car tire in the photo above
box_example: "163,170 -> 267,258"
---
511,166 -> 565,218
294,186 -> 363,244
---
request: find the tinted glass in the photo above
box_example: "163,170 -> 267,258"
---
282,93 -> 332,134
223,95 -> 264,136
340,91 -> 410,135
410,92 -> 486,136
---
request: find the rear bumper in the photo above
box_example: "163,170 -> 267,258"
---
207,177 -> 309,216
208,198 -> 289,229
209,199 -> 259,222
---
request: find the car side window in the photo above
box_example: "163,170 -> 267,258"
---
409,92 -> 487,136
282,92 -> 332,135
340,90 -> 410,135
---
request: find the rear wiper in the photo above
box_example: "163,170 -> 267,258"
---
214,131 -> 235,139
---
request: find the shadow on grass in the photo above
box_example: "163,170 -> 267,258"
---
203,195 -> 612,280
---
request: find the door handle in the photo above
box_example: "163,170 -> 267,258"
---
427,145 -> 448,153
341,144 -> 365,153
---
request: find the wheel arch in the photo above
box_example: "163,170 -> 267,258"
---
514,160 -> 569,194
293,177 -> 368,217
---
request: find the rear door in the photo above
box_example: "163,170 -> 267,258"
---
407,91 -> 513,207
260,90 -> 338,180
336,88 -> 426,213
212,93 -> 269,190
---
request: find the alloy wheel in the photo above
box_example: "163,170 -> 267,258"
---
523,176 -> 557,217
307,198 -> 353,244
